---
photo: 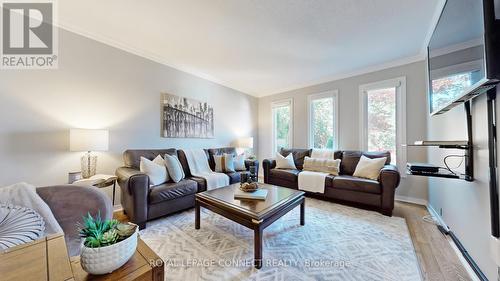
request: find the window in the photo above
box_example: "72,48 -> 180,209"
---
308,91 -> 338,149
360,77 -> 406,171
271,99 -> 293,155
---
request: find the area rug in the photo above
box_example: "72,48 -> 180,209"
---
140,198 -> 422,281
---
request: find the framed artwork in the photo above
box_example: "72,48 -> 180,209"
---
161,93 -> 214,138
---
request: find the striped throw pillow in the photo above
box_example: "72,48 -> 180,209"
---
303,157 -> 341,175
214,154 -> 236,173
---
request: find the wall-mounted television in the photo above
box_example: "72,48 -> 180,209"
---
428,0 -> 500,115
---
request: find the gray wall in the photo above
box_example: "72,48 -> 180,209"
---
0,29 -> 258,204
427,90 -> 499,280
258,61 -> 429,202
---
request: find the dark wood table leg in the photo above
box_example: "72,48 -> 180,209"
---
300,199 -> 305,226
112,181 -> 116,206
195,200 -> 200,229
254,227 -> 263,269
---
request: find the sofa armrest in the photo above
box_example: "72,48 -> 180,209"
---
262,158 -> 276,183
36,185 -> 112,257
378,164 -> 401,216
116,167 -> 149,229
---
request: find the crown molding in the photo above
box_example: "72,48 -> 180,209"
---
56,20 -> 426,99
55,21 -> 255,96
257,53 -> 425,97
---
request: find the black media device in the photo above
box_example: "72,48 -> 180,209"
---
407,163 -> 440,174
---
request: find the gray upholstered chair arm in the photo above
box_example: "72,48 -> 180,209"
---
36,185 -> 112,257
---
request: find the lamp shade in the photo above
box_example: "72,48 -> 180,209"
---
70,129 -> 109,152
236,137 -> 253,149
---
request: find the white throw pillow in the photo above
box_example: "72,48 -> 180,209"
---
164,154 -> 185,183
234,154 -> 246,171
353,155 -> 387,180
303,157 -> 341,175
275,152 -> 297,170
139,156 -> 169,186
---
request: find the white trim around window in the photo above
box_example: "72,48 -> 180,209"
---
359,77 -> 407,174
307,90 -> 339,150
271,98 -> 293,155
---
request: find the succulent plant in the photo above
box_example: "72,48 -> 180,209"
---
78,212 -> 135,248
100,229 -> 118,246
115,223 -> 137,239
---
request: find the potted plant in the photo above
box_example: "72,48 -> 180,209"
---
78,213 -> 138,275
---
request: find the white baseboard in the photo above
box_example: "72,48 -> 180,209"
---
426,203 -> 449,231
395,195 -> 428,206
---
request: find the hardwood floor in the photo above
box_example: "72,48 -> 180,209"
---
114,201 -> 473,281
393,201 -> 473,281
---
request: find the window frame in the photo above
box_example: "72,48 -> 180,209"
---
359,77 -> 407,174
307,90 -> 339,150
271,98 -> 293,155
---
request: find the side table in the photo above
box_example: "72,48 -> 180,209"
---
73,174 -> 118,205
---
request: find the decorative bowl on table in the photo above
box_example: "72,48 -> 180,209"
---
78,213 -> 138,275
240,182 -> 259,192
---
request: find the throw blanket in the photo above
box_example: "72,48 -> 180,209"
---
298,149 -> 335,193
184,149 -> 229,190
0,182 -> 63,236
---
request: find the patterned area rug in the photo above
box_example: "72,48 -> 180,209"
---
140,198 -> 421,281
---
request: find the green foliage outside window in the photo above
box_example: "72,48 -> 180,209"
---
274,106 -> 290,152
311,98 -> 334,149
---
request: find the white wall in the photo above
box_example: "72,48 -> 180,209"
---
427,89 -> 499,280
258,61 -> 429,202
0,29 -> 258,205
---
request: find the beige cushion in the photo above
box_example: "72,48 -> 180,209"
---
303,157 -> 341,175
275,152 -> 297,169
140,155 -> 169,185
353,155 -> 387,180
214,154 -> 236,172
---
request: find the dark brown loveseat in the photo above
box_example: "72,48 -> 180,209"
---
263,148 -> 400,216
116,147 -> 258,229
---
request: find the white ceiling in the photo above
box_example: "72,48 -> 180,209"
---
58,0 -> 441,97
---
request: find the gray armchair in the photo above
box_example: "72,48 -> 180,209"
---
36,185 -> 113,257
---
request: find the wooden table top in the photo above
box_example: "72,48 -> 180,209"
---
196,183 -> 304,220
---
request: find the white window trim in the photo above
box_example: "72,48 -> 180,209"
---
307,90 -> 339,150
271,98 -> 294,155
359,77 -> 407,175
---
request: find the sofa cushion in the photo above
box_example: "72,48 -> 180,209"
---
332,175 -> 381,194
340,151 -> 391,175
149,179 -> 197,204
269,169 -> 300,182
280,148 -> 312,170
226,172 -> 243,184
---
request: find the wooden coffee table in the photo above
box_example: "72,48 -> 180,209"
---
195,183 -> 305,269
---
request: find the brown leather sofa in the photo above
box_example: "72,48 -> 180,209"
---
263,148 -> 400,216
116,147 -> 258,229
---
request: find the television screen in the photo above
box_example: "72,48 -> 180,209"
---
428,0 -> 486,115
496,0 -> 500,19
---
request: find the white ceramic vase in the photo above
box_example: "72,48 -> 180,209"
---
80,228 -> 138,275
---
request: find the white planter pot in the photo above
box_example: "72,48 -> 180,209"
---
80,228 -> 138,275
